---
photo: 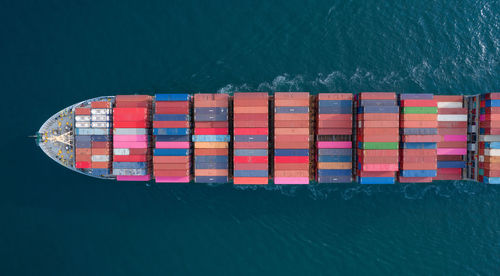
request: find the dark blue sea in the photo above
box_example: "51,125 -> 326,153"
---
2,0 -> 500,274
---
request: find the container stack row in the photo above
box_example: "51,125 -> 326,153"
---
398,94 -> 438,182
273,92 -> 310,184
112,95 -> 152,181
316,93 -> 353,183
356,92 -> 399,184
233,92 -> 269,184
74,101 -> 113,177
152,94 -> 191,183
193,94 -> 230,183
479,93 -> 500,184
435,95 -> 467,180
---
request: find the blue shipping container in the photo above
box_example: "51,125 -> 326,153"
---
154,149 -> 190,156
192,135 -> 230,142
153,128 -> 190,135
155,93 -> 190,101
274,149 -> 309,156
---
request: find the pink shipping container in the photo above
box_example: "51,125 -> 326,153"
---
317,141 -> 352,149
113,135 -> 149,142
155,176 -> 190,183
274,177 -> 309,184
117,175 -> 151,181
155,142 -> 190,149
437,148 -> 467,155
114,141 -> 149,148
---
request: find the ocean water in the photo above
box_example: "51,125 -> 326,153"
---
1,0 -> 500,274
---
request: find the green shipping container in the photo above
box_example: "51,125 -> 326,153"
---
402,107 -> 438,114
359,142 -> 399,150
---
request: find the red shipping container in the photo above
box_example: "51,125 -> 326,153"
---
358,135 -> 399,142
233,177 -> 268,185
484,107 -> 500,114
234,106 -> 268,113
274,156 -> 309,163
234,113 -> 269,121
233,142 -> 268,149
479,129 -> 500,135
194,128 -> 229,135
398,177 -> 433,183
155,101 -> 189,108
194,99 -> 228,108
91,101 -> 111,109
274,92 -> 309,100
437,155 -> 463,161
153,121 -> 189,128
234,99 -> 268,106
400,121 -> 438,128
274,141 -> 309,149
114,121 -> 149,128
155,107 -> 189,114
433,174 -> 462,180
129,148 -> 149,155
438,108 -> 467,114
234,163 -> 268,170
485,93 -> 500,100
234,156 -> 268,163
479,162 -> 500,170
401,156 -> 437,163
318,93 -> 352,100
401,100 -> 437,107
401,149 -> 437,156
153,156 -> 190,163
114,155 -> 147,162
318,121 -> 352,128
481,169 -> 500,177
195,148 -> 228,156
437,141 -> 467,148
437,168 -> 462,174
75,154 -> 91,161
92,148 -> 111,155
434,95 -> 463,102
358,128 -> 399,135
75,161 -> 91,169
234,92 -> 268,99
115,101 -> 150,108
275,163 -> 309,170
75,107 -> 91,115
402,135 -> 440,143
234,128 -> 269,135
113,108 -> 148,121
357,171 -> 394,177
92,141 -> 111,148
155,170 -> 190,177
317,128 -> 353,135
274,120 -> 309,128
357,113 -> 399,121
359,156 -> 399,164
438,121 -> 467,128
359,121 -> 399,128
274,135 -> 309,142
358,92 -> 396,100
91,162 -> 109,169
318,114 -> 352,121
400,163 -> 437,170
76,148 -> 91,155
195,121 -> 229,128
154,163 -> 190,170
357,149 -> 399,157
116,95 -> 151,102
275,113 -> 308,121
234,121 -> 268,128
274,99 -> 309,107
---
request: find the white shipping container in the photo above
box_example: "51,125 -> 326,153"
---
75,122 -> 90,128
91,155 -> 110,162
437,102 -> 463,108
437,114 -> 467,122
75,115 -> 91,122
479,135 -> 500,142
113,148 -> 130,155
91,108 -> 110,115
114,128 -> 148,135
479,155 -> 484,162
76,128 -> 110,135
91,115 -> 111,121
485,149 -> 500,156
91,122 -> 111,128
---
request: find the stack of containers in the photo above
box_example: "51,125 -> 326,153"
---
112,95 -> 152,181
356,92 -> 399,184
233,92 -> 269,185
274,92 -> 310,184
193,94 -> 229,183
435,95 -> 467,180
479,93 -> 500,184
74,107 -> 92,169
89,101 -> 112,176
399,94 -> 439,182
316,93 -> 353,183
152,94 -> 191,183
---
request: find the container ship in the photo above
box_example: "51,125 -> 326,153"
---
35,92 -> 500,184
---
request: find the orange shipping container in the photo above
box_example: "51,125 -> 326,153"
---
274,120 -> 310,128
154,163 -> 190,170
153,156 -> 190,163
233,106 -> 268,113
274,163 -> 309,170
317,162 -> 352,169
194,142 -> 228,149
274,141 -> 310,149
274,170 -> 309,177
401,114 -> 438,121
318,93 -> 352,100
91,162 -> 110,169
195,169 -> 228,176
195,148 -> 229,156
274,128 -> 309,135
275,113 -> 309,120
154,170 -> 190,177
